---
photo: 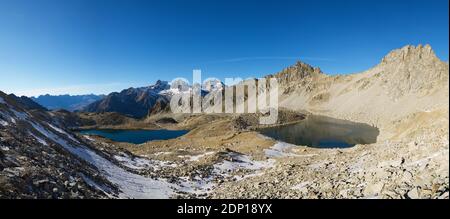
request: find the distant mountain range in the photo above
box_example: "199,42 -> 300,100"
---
82,79 -> 224,118
32,94 -> 105,112
26,79 -> 224,118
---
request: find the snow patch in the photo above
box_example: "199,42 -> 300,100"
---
213,153 -> 275,175
0,97 -> 6,104
118,152 -> 179,170
159,87 -> 194,96
291,181 -> 311,190
83,135 -> 95,141
264,142 -> 300,157
0,118 -> 8,126
159,88 -> 182,95
406,149 -> 449,167
154,151 -> 173,156
47,123 -> 80,143
0,110 -> 16,124
29,131 -> 48,146
113,154 -> 154,170
233,171 -> 265,181
80,173 -> 115,198
10,108 -> 28,120
177,176 -> 215,194
179,151 -> 215,162
152,159 -> 178,169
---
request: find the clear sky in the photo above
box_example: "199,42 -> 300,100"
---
0,0 -> 448,96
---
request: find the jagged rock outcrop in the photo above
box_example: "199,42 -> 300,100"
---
378,44 -> 448,98
381,44 -> 438,64
270,61 -> 324,84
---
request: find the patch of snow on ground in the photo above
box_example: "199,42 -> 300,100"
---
152,159 -> 178,169
177,176 -> 215,194
47,123 -> 80,143
47,123 -> 67,134
80,173 -> 115,198
233,171 -> 265,181
291,181 -> 311,190
83,135 -> 95,141
257,133 -> 273,140
10,108 -> 28,120
0,97 -> 8,105
29,131 -> 48,146
308,161 -> 329,171
213,153 -> 276,176
114,154 -> 154,170
0,118 -> 8,126
154,151 -> 173,156
121,153 -> 178,169
0,110 -> 16,124
406,149 -> 449,167
179,151 -> 215,162
189,152 -> 215,161
264,141 -> 299,157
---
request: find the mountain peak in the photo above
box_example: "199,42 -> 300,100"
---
381,44 -> 438,64
293,61 -> 323,76
150,80 -> 170,91
155,80 -> 167,85
273,60 -> 322,81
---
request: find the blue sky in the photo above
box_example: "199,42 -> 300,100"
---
0,0 -> 448,96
